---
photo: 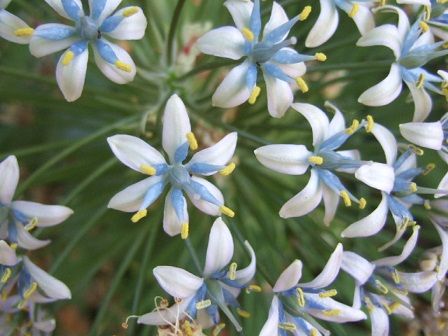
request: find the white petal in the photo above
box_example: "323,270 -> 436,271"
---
138,296 -> 192,325
404,80 -> 432,122
153,266 -> 203,299
263,72 -> 293,118
45,0 -> 84,20
430,214 -> 448,279
357,24 -> 402,58
108,134 -> 166,173
279,169 -> 323,218
306,294 -> 367,322
370,306 -> 389,336
89,0 -> 121,24
0,240 -> 18,265
291,103 -> 329,148
326,102 -> 346,137
187,176 -> 223,216
368,122 -> 397,165
162,190 -> 187,237
0,0 -> 11,8
103,7 -> 147,40
322,184 -> 339,225
0,10 -> 32,44
92,39 -> 136,83
203,217 -> 234,276
305,0 -> 338,48
342,192 -> 389,238
16,223 -> 50,250
23,256 -> 71,300
162,94 -> 192,163
107,176 -> 164,212
341,251 -> 375,285
254,144 -> 311,175
300,243 -> 342,289
394,152 -> 416,176
273,259 -> 302,292
398,271 -> 437,293
234,241 -> 256,285
349,3 -> 375,35
196,27 -> 246,60
30,24 -> 79,57
355,162 -> 395,193
0,155 -> 19,204
212,60 -> 250,108
11,201 -> 73,227
223,0 -> 253,31
56,47 -> 88,102
276,59 -> 306,78
358,63 -> 403,106
335,149 -> 360,174
259,296 -> 280,336
188,132 -> 237,175
400,120 -> 443,150
262,1 -> 288,39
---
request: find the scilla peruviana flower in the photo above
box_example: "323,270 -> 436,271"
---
357,5 -> 448,122
107,94 -> 237,238
341,226 -> 437,336
196,0 -> 326,118
259,244 -> 367,336
0,0 -> 34,43
0,155 -> 74,250
137,217 -> 257,332
29,0 -> 147,102
254,102 -> 389,224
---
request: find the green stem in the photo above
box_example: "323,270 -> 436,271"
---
177,59 -> 239,81
166,0 -> 187,65
307,60 -> 392,72
185,237 -> 203,275
0,140 -> 72,159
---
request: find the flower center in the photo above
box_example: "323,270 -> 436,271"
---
250,37 -> 296,64
168,165 -> 191,189
76,16 -> 99,40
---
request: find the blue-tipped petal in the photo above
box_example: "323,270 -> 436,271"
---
170,188 -> 186,223
246,63 -> 258,90
34,26 -> 75,40
140,181 -> 166,210
249,0 -> 261,40
319,131 -> 352,152
189,179 -> 221,206
387,195 -> 413,220
262,63 -> 293,83
272,49 -> 315,64
69,40 -> 88,56
61,0 -> 83,21
90,0 -> 107,20
264,15 -> 299,44
187,163 -> 225,175
95,38 -> 118,64
100,14 -> 124,33
174,142 -> 190,164
317,169 -> 353,197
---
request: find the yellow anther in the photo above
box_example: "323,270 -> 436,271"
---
424,5 -> 431,21
184,321 -> 193,335
382,302 -> 392,315
424,200 -> 431,210
322,309 -> 341,316
229,262 -> 237,280
195,299 -> 211,309
10,243 -> 17,250
1,268 -> 11,284
315,52 -> 327,62
388,302 -> 401,313
181,222 -> 189,239
131,209 -> 147,223
186,132 -> 198,150
409,144 -> 424,156
415,72 -> 426,89
365,115 -> 374,133
24,282 -> 38,299
299,6 -> 312,21
241,27 -> 254,41
364,297 -> 374,312
391,268 -> 400,284
319,289 -> 337,298
24,217 -> 38,231
122,7 -> 139,17
213,323 -> 226,336
345,119 -> 359,134
295,77 -> 309,93
219,206 -> 235,217
380,0 -> 386,6
311,329 -> 318,336
237,308 -> 251,318
220,162 -> 235,176
1,290 -> 7,301
410,182 -> 417,192
442,87 -> 448,101
279,322 -> 296,330
14,27 -> 34,36
375,279 -> 389,294
62,50 -> 75,66
308,155 -> 324,165
349,2 -> 359,18
140,164 -> 156,175
296,287 -> 306,307
248,284 -> 262,292
248,86 -> 261,104
359,198 -> 367,209
423,163 -> 435,175
115,60 -> 132,72
419,21 -> 429,33
340,190 -> 352,207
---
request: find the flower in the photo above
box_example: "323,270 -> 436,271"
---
341,226 -> 437,336
254,102 -> 384,224
0,155 -> 74,250
0,0 -> 34,44
196,0 -> 325,118
305,0 -> 375,48
259,244 -> 367,336
357,5 -> 448,122
427,1 -> 448,40
29,0 -> 147,101
107,94 -> 237,237
137,217 -> 256,332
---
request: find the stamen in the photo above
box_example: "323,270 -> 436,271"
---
1,268 -> 11,284
140,164 -> 156,175
279,322 -> 296,330
340,190 -> 352,207
299,6 -> 312,21
62,50 -> 75,66
424,200 -> 431,210
424,5 -> 431,21
122,315 -> 139,329
423,163 -> 435,175
248,86 -> 261,104
1,290 -> 6,301
345,119 -> 359,134
388,302 -> 401,313
359,198 -> 367,209
348,3 -> 359,18
311,329 -> 319,336
247,285 -> 262,292
375,279 -> 389,294
24,282 -> 38,300
186,132 -> 198,150
14,28 -> 34,36
219,206 -> 235,217
409,182 -> 417,192
237,308 -> 251,318
382,302 -> 392,315
122,7 -> 139,17
308,155 -> 324,165
380,0 -> 386,6
296,287 -> 306,306
229,262 -> 237,280
184,320 -> 193,335
364,297 -> 374,312
315,52 -> 327,62
24,217 -> 38,231
181,222 -> 189,239
10,243 -> 17,250
391,268 -> 400,284
319,289 -> 337,298
419,21 -> 429,33
322,309 -> 341,316
115,60 -> 132,72
213,323 -> 226,336
295,77 -> 308,93
241,28 -> 254,41
220,163 -> 235,176
409,144 -> 424,156
365,115 -> 374,133
415,72 -> 426,89
195,299 -> 211,309
131,209 -> 147,223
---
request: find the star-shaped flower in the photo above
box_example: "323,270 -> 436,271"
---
107,94 -> 237,238
0,155 -> 74,250
0,0 -> 34,44
196,0 -> 325,118
137,217 -> 256,332
29,0 -> 147,101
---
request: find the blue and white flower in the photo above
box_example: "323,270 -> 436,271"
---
196,0 -> 325,118
137,217 -> 256,331
29,0 -> 147,102
259,244 -> 367,336
0,0 -> 34,43
107,94 -> 237,237
0,156 -> 74,250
